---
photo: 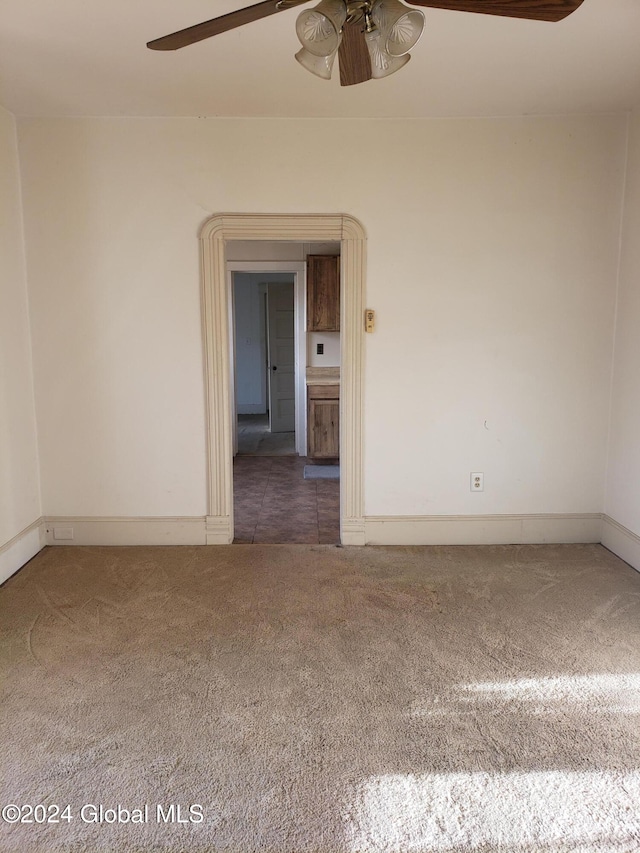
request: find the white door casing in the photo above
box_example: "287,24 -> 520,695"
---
200,213 -> 366,546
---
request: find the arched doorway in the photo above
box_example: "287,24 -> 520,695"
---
200,214 -> 366,545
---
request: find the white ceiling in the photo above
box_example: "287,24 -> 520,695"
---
1,0 -> 639,118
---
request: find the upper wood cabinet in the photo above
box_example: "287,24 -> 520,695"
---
307,255 -> 340,331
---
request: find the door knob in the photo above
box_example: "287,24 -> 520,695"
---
272,365 -> 278,371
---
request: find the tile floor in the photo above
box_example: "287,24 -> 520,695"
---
233,455 -> 340,544
236,414 -> 295,456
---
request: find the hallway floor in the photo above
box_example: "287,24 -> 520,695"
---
233,455 -> 340,544
237,414 -> 295,456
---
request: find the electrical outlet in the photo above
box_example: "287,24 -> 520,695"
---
316,343 -> 324,355
53,527 -> 74,540
471,472 -> 484,492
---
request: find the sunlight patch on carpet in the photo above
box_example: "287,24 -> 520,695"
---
412,673 -> 640,718
462,673 -> 640,714
344,770 -> 640,852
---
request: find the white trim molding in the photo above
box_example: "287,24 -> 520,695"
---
5,515 -> 635,570
601,515 -> 640,573
44,517 -> 207,547
364,514 -> 603,546
200,213 -> 366,546
0,518 -> 46,584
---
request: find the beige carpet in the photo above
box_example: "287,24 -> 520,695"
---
1,544 -> 640,852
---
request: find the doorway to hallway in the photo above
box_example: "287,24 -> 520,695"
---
230,266 -> 339,544
199,213 -> 366,547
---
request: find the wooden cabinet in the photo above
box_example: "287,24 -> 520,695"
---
307,384 -> 339,460
307,255 -> 340,331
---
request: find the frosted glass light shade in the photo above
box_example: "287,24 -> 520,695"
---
371,0 -> 425,56
296,0 -> 347,57
364,29 -> 410,78
295,46 -> 339,79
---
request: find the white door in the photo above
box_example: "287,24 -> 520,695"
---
267,282 -> 295,433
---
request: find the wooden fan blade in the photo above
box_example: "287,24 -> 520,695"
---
338,20 -> 372,86
147,0 -> 309,51
407,0 -> 585,22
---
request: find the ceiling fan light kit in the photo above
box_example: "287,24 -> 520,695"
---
296,0 -> 347,57
147,0 -> 586,88
294,0 -> 423,81
364,27 -> 411,78
370,0 -> 425,56
295,45 -> 340,78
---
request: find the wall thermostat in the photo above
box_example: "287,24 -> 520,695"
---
365,309 -> 375,333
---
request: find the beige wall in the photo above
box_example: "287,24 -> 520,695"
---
0,106 -> 41,559
606,111 -> 640,538
17,115 -> 627,520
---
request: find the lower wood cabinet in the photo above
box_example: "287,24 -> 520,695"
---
307,384 -> 339,460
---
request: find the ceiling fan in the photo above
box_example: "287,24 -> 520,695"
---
147,0 -> 586,87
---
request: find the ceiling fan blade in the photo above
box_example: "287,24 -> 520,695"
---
147,0 -> 309,51
338,20 -> 372,87
407,0 -> 585,22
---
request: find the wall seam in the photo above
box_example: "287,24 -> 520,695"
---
13,114 -> 45,525
0,517 -> 44,556
602,112 -> 631,523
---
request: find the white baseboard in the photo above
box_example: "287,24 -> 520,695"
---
601,515 -> 640,573
0,519 -> 45,584
341,518 -> 366,546
38,513 -> 607,549
364,513 -> 603,546
205,515 -> 233,545
44,516 -> 207,547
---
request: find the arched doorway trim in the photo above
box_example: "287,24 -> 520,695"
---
200,213 -> 366,545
